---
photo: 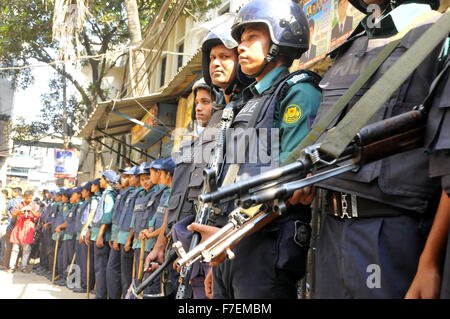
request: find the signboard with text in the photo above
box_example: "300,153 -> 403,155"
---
54,149 -> 79,178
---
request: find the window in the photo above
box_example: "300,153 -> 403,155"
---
177,42 -> 184,70
160,56 -> 167,87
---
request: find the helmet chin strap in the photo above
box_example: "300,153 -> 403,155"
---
247,43 -> 280,79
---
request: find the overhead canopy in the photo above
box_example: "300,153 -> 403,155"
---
76,49 -> 202,140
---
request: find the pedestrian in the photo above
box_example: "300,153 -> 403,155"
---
8,190 -> 40,273
3,187 -> 24,271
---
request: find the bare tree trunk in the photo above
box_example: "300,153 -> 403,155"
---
123,0 -> 148,96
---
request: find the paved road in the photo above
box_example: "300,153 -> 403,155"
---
0,269 -> 88,299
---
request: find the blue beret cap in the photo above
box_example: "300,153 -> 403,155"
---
72,187 -> 83,194
99,169 -> 118,183
91,178 -> 101,187
82,182 -> 92,191
161,158 -> 175,175
150,158 -> 165,169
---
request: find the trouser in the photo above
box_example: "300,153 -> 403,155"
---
10,243 -> 31,270
62,239 -> 76,277
106,246 -> 122,299
191,263 -> 211,299
120,244 -> 134,295
41,227 -> 51,270
212,228 -> 302,299
440,230 -> 450,299
212,215 -> 309,299
93,244 -> 110,299
315,212 -> 432,298
3,229 -> 13,268
78,240 -> 95,290
0,223 -> 7,264
50,237 -> 64,277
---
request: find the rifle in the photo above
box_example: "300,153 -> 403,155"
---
174,107 -> 426,268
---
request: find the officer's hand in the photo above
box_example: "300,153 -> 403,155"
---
144,253 -> 160,273
405,263 -> 441,299
204,268 -> 213,299
55,226 -> 60,234
113,239 -> 120,251
124,240 -> 131,252
79,236 -> 84,245
96,236 -> 104,248
108,240 -> 112,248
139,230 -> 150,240
144,247 -> 165,273
287,174 -> 316,206
172,259 -> 181,273
187,223 -> 224,266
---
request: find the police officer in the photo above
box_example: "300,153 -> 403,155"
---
167,79 -> 218,299
303,0 -> 449,298
49,190 -> 65,284
106,168 -> 132,298
88,170 -> 117,299
64,187 -> 82,289
33,189 -> 53,276
72,182 -> 93,293
128,162 -> 159,282
189,0 -> 322,298
55,189 -> 77,285
116,165 -> 144,295
143,157 -> 175,294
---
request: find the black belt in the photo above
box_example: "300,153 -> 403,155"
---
325,191 -> 410,219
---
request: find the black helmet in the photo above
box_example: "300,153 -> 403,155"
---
231,0 -> 310,63
201,30 -> 253,94
349,0 -> 440,13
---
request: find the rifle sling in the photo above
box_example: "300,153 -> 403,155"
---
283,9 -> 442,166
320,9 -> 450,158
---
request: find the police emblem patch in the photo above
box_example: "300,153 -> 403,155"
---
283,104 -> 302,124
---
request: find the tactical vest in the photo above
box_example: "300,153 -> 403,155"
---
166,110 -> 223,231
315,15 -> 444,214
51,203 -> 64,233
212,69 -> 321,225
112,187 -> 134,225
40,202 -> 52,223
65,203 -> 80,236
119,187 -> 144,232
153,189 -> 171,231
132,186 -> 166,237
92,189 -> 117,227
75,200 -> 90,233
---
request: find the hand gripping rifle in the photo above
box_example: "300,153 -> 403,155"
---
174,106 -> 426,268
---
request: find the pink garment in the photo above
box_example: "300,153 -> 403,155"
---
9,201 -> 40,245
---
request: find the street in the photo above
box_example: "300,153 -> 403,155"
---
0,270 -> 86,299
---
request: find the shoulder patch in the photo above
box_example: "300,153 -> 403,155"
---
287,73 -> 308,85
283,104 -> 302,124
